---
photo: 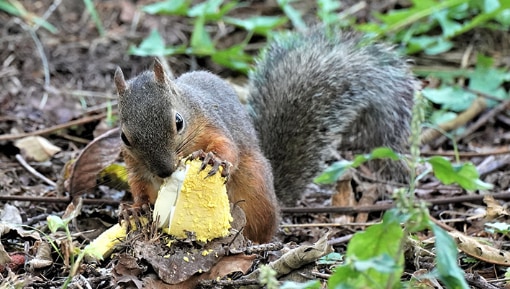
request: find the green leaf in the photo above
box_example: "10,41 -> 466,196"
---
0,1 -> 21,16
429,110 -> 457,126
277,0 -> 306,30
0,0 -> 57,33
83,0 -> 105,36
431,223 -> 469,289
427,156 -> 493,190
211,45 -> 253,73
317,252 -> 343,265
280,280 -> 321,289
314,160 -> 352,184
143,0 -> 190,15
374,0 -> 468,35
363,147 -> 400,161
422,86 -> 476,112
328,210 -> 404,288
485,222 -> 510,234
496,8 -> 510,26
347,210 -> 403,260
483,0 -> 501,13
407,36 -> 440,54
352,254 -> 399,273
451,2 -> 510,37
423,38 -> 453,55
432,9 -> 463,37
190,16 -> 215,56
224,16 -> 287,36
351,147 -> 401,167
188,0 -> 237,20
47,215 -> 66,233
468,54 -> 510,101
413,67 -> 469,83
314,147 -> 401,184
317,0 -> 342,26
129,29 -> 166,56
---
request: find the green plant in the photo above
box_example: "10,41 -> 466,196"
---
82,0 -> 105,36
125,1 -> 507,286
356,0 -> 510,55
130,0 -> 287,73
0,0 -> 57,33
46,214 -> 102,289
313,92 -> 477,288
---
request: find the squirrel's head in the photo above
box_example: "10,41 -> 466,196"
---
114,59 -> 185,179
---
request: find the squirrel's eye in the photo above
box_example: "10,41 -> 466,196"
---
175,112 -> 184,132
121,131 -> 131,146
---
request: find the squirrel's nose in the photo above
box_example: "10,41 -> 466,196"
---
156,169 -> 172,179
155,163 -> 174,179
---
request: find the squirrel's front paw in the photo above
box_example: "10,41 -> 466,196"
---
119,202 -> 151,231
188,150 -> 232,180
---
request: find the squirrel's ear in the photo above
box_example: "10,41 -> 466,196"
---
114,67 -> 128,95
153,58 -> 167,84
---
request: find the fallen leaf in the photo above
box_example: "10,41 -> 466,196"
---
450,231 -> 510,266
0,203 -> 22,224
68,127 -> 122,195
27,241 -> 53,270
484,195 -> 509,220
14,136 -> 61,162
332,175 -> 355,224
207,254 -> 256,277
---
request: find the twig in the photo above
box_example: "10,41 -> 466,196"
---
281,203 -> 393,214
338,1 -> 366,20
15,154 -> 57,187
431,97 -> 510,147
465,273 -> 500,289
0,112 -> 107,141
33,0 -> 61,31
327,234 -> 353,245
457,97 -> 510,142
421,146 -> 510,157
281,222 -> 376,228
420,97 -> 487,145
281,192 -> 510,215
0,195 -> 120,206
13,18 -> 51,109
428,216 -> 458,233
312,271 -> 331,279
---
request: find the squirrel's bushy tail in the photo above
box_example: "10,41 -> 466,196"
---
248,28 -> 418,206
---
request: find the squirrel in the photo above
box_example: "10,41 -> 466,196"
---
113,28 -> 418,244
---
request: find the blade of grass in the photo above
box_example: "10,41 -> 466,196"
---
83,0 -> 105,36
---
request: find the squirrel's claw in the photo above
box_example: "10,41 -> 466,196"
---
188,150 -> 232,181
119,203 -> 151,231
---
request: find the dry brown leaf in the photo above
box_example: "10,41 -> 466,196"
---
409,268 -> 439,288
246,232 -> 333,280
207,254 -> 256,277
67,127 -> 121,195
483,195 -> 509,220
27,241 -> 53,270
113,254 -> 143,280
14,136 -> 61,162
0,242 -> 11,265
141,254 -> 255,289
355,183 -> 379,224
331,172 -> 355,224
135,240 -> 228,284
450,231 -> 510,266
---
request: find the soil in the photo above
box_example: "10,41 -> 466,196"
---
1,1 -> 510,288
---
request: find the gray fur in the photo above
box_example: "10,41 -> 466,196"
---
248,29 -> 418,206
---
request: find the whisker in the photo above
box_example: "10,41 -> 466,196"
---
175,122 -> 206,155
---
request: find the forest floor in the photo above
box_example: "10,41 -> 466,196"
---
1,0 -> 510,288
